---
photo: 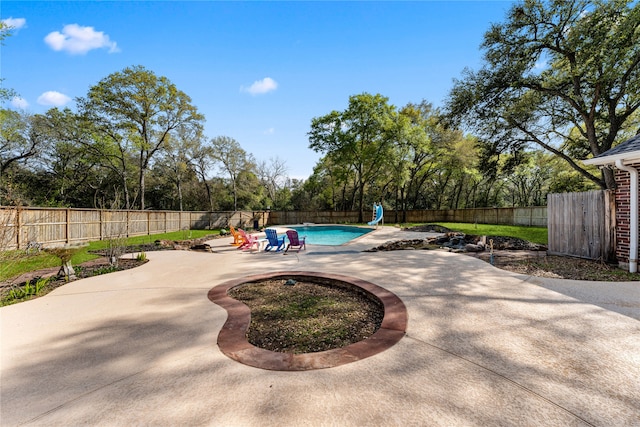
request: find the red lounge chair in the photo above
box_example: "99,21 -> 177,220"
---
238,229 -> 259,251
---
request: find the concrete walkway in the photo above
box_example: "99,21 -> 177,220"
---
1,227 -> 639,426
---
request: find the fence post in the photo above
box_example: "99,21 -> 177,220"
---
15,206 -> 21,249
66,208 -> 70,244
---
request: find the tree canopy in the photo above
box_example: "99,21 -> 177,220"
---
79,65 -> 204,209
5,1 -> 622,215
309,93 -> 398,221
446,0 -> 640,189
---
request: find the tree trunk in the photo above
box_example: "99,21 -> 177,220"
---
603,167 -> 616,190
357,180 -> 365,223
122,174 -> 130,210
204,181 -> 213,211
139,170 -> 145,210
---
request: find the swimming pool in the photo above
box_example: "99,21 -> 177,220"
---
287,225 -> 375,245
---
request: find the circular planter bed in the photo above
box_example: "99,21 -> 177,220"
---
208,271 -> 407,371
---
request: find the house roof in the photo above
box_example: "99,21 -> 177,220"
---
583,134 -> 640,166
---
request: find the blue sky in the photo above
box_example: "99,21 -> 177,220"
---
2,1 -> 515,179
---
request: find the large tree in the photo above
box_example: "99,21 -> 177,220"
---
256,157 -> 289,209
210,136 -> 254,211
33,108 -> 102,206
80,65 -> 204,209
188,140 -> 216,211
0,110 -> 43,181
308,93 -> 398,222
0,22 -> 17,103
446,0 -> 640,189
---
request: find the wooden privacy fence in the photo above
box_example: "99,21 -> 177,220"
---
547,190 -> 616,262
268,206 -> 547,227
0,207 -> 267,250
1,205 -> 547,250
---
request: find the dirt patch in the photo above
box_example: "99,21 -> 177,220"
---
468,250 -> 640,281
228,278 -> 384,354
374,227 -> 638,282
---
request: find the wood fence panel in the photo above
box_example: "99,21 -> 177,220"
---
266,207 -> 547,227
189,212 -> 207,229
127,211 -> 147,236
20,209 -> 67,246
547,190 -> 615,261
102,211 -> 128,240
0,208 -> 17,249
1,205 -> 549,250
147,211 -> 163,234
514,207 -> 547,227
69,209 -> 101,243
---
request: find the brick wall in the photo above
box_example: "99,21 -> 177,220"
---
614,164 -> 640,265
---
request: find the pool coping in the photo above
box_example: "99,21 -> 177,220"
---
207,271 -> 408,371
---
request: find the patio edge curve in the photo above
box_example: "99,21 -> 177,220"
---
208,271 -> 408,371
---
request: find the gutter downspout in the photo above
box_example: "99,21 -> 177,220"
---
615,159 -> 638,273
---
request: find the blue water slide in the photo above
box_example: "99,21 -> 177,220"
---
367,204 -> 384,226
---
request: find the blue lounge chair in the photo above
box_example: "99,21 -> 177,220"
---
264,228 -> 285,252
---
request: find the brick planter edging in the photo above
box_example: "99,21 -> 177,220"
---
208,271 -> 408,371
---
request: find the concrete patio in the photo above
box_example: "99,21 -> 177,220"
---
1,227 -> 639,426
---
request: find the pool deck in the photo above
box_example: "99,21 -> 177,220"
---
1,227 -> 639,426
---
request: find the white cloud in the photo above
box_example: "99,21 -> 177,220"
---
2,17 -> 26,31
44,24 -> 119,55
240,77 -> 278,95
263,127 -> 275,135
10,97 -> 29,109
37,91 -> 71,107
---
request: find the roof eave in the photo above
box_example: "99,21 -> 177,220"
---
583,151 -> 640,166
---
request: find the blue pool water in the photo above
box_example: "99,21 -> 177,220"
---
287,225 -> 375,245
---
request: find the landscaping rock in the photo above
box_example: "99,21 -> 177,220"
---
465,242 -> 485,252
366,232 -> 546,253
191,243 -> 213,252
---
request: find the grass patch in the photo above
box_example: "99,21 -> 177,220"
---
0,229 -> 221,283
1,251 -> 60,282
432,222 -> 548,245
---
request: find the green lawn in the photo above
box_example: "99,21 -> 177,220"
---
432,222 -> 548,245
1,229 -> 221,283
3,223 -> 548,283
